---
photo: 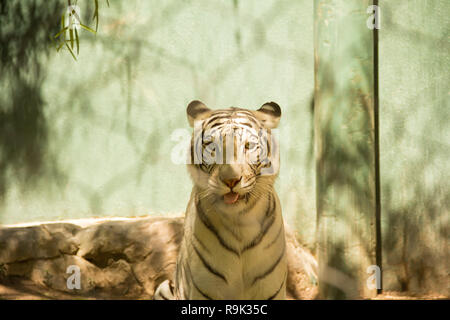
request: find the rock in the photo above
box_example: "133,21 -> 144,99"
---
6,255 -> 144,298
29,255 -> 98,293
0,223 -> 81,264
75,217 -> 183,266
285,224 -> 318,299
74,216 -> 183,297
132,224 -> 181,296
0,216 -> 317,299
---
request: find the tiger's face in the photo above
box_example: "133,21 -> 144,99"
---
186,100 -> 281,212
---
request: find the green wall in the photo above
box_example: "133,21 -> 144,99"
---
314,0 -> 449,297
379,0 -> 449,294
314,0 -> 378,299
0,0 -> 316,247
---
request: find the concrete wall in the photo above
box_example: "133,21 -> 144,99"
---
0,0 -> 316,247
379,0 -> 449,294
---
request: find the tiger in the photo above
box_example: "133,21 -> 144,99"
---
154,100 -> 286,300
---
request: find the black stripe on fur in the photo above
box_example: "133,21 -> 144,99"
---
267,271 -> 287,300
196,200 -> 240,256
251,241 -> 286,285
192,242 -> 228,283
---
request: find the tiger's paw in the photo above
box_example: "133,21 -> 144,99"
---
154,279 -> 176,300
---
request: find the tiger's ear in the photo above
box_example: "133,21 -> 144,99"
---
187,100 -> 211,127
255,102 -> 281,128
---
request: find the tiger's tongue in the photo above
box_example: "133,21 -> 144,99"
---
224,192 -> 239,204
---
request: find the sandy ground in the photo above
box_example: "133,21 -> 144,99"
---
0,278 -> 446,300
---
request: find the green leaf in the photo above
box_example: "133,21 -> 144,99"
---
59,14 -> 66,41
93,0 -> 99,32
80,23 -> 96,34
54,27 -> 68,39
75,28 -> 79,55
69,28 -> 74,49
65,42 -> 77,61
54,0 -> 109,59
56,40 -> 65,52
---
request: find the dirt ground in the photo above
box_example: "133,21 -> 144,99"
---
0,277 -> 446,300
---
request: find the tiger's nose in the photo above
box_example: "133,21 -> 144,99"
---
222,177 -> 241,189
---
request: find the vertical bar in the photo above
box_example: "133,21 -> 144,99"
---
314,0 -> 378,299
372,0 -> 382,295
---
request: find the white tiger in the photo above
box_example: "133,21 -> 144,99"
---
155,100 -> 286,300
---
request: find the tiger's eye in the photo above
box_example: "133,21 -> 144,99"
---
245,141 -> 257,150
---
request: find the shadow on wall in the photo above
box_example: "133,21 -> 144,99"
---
379,7 -> 450,295
0,0 -> 316,225
314,32 -> 377,298
0,1 -> 65,204
379,71 -> 450,294
314,25 -> 449,296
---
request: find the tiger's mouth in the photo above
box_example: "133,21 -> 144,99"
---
223,191 -> 243,204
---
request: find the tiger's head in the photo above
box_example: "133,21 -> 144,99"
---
186,100 -> 281,212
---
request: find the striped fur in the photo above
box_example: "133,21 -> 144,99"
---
155,101 -> 286,300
